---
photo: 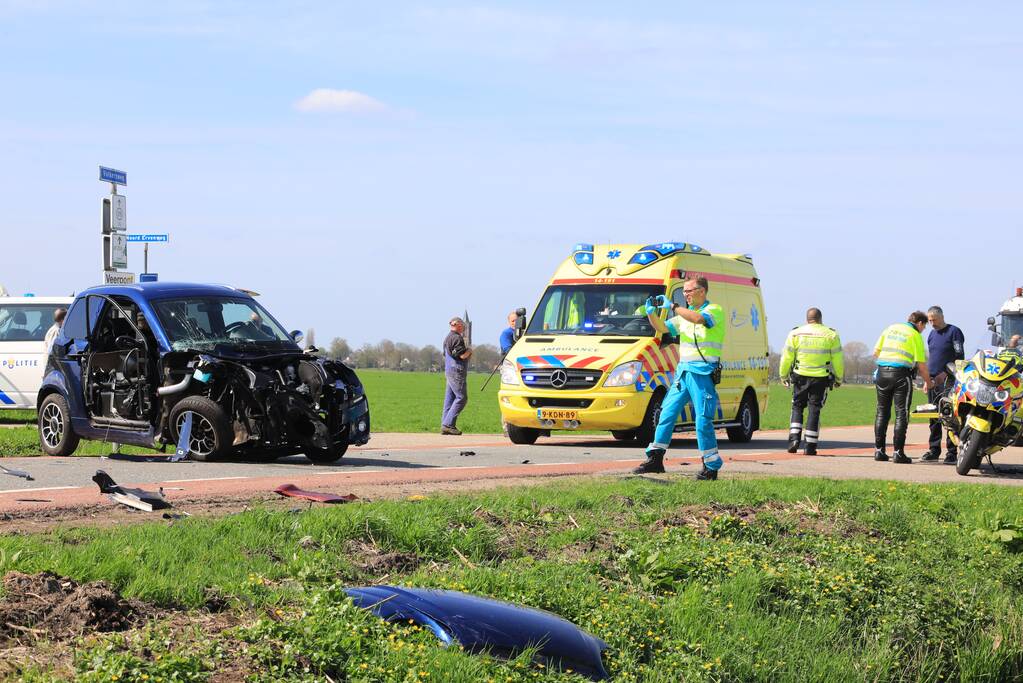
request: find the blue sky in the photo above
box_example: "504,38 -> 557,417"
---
2,2 -> 1020,352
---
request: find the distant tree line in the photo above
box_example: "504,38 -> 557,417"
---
769,341 -> 875,384
322,338 -> 504,373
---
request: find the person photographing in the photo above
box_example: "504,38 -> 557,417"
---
634,276 -> 725,481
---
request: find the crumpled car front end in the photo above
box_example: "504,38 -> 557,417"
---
159,351 -> 369,463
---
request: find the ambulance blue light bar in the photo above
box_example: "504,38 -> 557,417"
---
573,243 -> 594,253
574,252 -> 595,265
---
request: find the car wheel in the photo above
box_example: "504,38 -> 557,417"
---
169,396 -> 233,462
611,429 -> 637,441
507,424 -> 540,445
634,391 -> 665,447
38,394 -> 80,456
306,434 -> 349,464
727,392 -> 758,443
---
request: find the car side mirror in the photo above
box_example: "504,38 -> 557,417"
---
987,317 -> 996,326
290,330 -> 304,343
115,335 -> 140,351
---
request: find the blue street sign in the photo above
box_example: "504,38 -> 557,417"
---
99,166 -> 127,185
126,234 -> 168,243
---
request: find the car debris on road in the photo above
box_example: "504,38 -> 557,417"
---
0,464 -> 33,481
92,470 -> 171,512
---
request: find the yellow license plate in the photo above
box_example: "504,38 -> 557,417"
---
538,409 -> 578,420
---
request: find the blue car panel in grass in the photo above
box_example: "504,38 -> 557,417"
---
347,585 -> 609,680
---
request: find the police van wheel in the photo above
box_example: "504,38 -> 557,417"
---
635,391 -> 665,446
726,393 -> 758,443
38,394 -> 79,457
611,429 -> 637,441
507,424 -> 540,445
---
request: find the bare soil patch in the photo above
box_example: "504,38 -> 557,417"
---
652,501 -> 875,538
0,571 -> 150,644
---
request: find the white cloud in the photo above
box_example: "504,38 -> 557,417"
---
293,88 -> 388,114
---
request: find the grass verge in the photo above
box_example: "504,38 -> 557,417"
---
3,475 -> 1023,681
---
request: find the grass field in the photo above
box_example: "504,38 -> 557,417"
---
0,373 -> 929,456
3,476 -> 1023,681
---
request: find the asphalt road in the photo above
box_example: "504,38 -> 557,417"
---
2,424 -> 1023,514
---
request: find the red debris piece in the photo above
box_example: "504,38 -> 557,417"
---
274,483 -> 359,504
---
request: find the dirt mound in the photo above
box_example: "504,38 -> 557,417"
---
0,571 -> 148,643
347,542 -> 423,577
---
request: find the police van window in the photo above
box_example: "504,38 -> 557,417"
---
527,284 -> 665,336
62,300 -> 88,339
0,304 -> 61,342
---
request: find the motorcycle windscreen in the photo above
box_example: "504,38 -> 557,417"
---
346,585 -> 609,681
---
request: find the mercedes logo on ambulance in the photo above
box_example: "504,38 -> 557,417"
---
550,369 -> 568,388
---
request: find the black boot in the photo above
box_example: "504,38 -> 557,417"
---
804,443 -> 817,456
696,467 -> 718,481
633,449 -> 666,474
921,450 -> 939,462
786,439 -> 799,454
892,450 -> 912,464
874,449 -> 889,462
943,450 -> 957,464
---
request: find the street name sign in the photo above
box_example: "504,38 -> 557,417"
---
126,234 -> 169,242
99,167 -> 127,185
103,271 -> 136,285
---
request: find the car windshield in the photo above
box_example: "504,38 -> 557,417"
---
152,296 -> 297,352
526,284 -> 666,337
0,303 -> 63,342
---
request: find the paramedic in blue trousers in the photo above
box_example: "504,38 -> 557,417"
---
634,276 -> 726,481
441,316 -> 472,435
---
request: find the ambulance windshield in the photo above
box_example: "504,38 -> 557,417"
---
1003,314 -> 1023,344
527,284 -> 665,336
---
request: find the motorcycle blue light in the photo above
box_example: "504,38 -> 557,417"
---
574,252 -> 595,265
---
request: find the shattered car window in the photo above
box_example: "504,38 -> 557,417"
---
152,297 -> 296,351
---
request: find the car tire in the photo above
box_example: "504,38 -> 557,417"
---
507,424 -> 540,445
306,435 -> 350,464
38,393 -> 80,457
635,390 -> 665,447
169,396 -> 233,462
727,392 -> 758,443
611,429 -> 637,441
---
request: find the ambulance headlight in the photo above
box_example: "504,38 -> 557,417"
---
500,360 -> 520,385
975,384 -> 995,406
604,361 -> 643,388
994,389 -> 1010,403
964,378 -> 980,395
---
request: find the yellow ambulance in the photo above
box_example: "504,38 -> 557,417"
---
498,242 -> 769,444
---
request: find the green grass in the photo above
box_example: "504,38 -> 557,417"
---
5,476 -> 1023,681
0,374 -> 929,456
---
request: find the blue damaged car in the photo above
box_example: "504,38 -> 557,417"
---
37,283 -> 369,462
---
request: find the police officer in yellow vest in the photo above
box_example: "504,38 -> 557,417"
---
779,308 -> 844,456
635,276 -> 725,481
873,311 -> 932,463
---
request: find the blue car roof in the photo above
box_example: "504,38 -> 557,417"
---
346,586 -> 609,680
79,282 -> 247,301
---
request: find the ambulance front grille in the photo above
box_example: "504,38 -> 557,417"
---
520,368 -> 601,390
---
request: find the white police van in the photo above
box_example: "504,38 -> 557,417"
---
0,293 -> 74,409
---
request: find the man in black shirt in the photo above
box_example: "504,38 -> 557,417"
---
441,317 -> 473,435
924,306 -> 965,463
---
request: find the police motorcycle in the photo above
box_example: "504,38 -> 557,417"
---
919,349 -> 1023,476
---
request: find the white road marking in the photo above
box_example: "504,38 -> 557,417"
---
0,485 -> 79,494
162,476 -> 250,483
